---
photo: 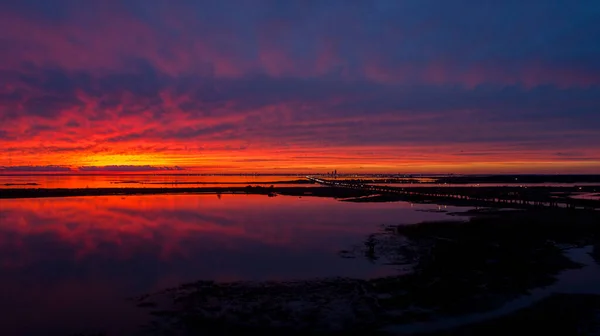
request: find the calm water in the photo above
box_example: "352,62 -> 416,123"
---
0,194 -> 462,335
3,174 -> 599,189
0,174 -> 309,189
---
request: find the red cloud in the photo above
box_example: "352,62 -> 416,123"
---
1,2 -> 600,173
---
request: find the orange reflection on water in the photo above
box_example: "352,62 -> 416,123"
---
0,194 -> 454,276
0,174 -> 305,189
0,194 -> 459,335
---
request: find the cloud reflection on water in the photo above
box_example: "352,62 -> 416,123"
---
0,194 -> 457,335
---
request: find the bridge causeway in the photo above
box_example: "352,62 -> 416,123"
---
306,177 -> 598,210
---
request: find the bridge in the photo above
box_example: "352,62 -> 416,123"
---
306,176 -> 599,210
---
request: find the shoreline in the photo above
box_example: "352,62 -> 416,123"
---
2,186 -> 599,210
129,206 -> 600,335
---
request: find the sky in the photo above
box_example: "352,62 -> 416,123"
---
1,0 -> 599,174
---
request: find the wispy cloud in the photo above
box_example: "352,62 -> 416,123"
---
0,0 -> 599,172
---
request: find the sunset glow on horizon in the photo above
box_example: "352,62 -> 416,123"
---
1,1 -> 600,174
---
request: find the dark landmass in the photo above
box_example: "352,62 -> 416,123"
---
425,293 -> 600,335
128,207 -> 600,335
2,182 -> 39,186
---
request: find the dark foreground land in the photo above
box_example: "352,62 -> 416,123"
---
122,207 -> 600,335
427,293 -> 600,335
